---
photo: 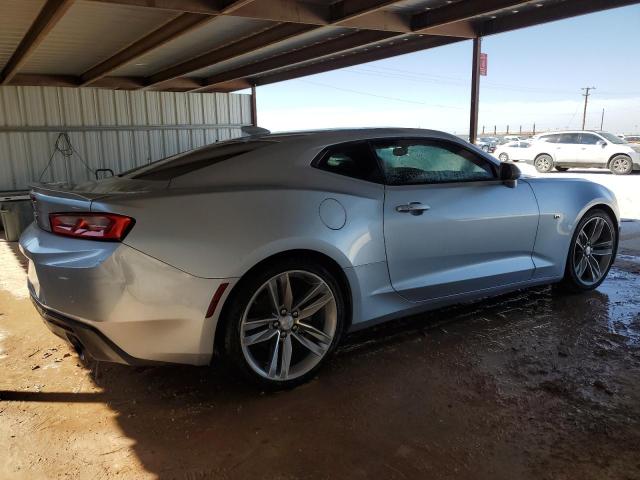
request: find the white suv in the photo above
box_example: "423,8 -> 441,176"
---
529,131 -> 640,175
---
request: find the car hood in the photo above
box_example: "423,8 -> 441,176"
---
628,144 -> 640,154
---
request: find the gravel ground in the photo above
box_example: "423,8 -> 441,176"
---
1,217 -> 639,480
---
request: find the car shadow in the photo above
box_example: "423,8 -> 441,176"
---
6,272 -> 639,479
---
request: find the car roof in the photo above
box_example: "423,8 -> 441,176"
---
536,130 -> 605,135
249,127 -> 465,146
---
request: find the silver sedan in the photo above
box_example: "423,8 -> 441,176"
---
20,128 -> 620,388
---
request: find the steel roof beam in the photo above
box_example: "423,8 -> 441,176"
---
85,0 -> 221,15
86,0 -> 414,32
193,30 -> 397,92
145,1 -> 413,89
146,23 -> 315,88
80,12 -> 212,86
411,0 -> 530,33
480,0 -> 640,36
0,0 -> 75,84
8,73 -> 204,90
251,35 -> 463,87
249,0 -> 640,90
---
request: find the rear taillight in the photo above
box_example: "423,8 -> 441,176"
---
49,213 -> 134,241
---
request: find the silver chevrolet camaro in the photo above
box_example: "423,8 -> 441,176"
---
20,128 -> 619,388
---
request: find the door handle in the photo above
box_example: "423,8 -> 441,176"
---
396,202 -> 430,215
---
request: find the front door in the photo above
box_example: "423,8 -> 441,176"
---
374,138 -> 540,302
554,133 -> 582,165
576,132 -> 606,166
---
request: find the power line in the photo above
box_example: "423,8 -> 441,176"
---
298,79 -> 590,124
349,66 -> 640,97
297,79 -> 466,110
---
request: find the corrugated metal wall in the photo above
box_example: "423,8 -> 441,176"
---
0,86 -> 252,190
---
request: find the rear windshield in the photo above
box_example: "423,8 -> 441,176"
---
121,139 -> 276,181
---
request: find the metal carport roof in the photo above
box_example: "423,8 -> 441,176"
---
1,0 -> 638,94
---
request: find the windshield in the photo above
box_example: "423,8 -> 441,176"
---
598,132 -> 627,144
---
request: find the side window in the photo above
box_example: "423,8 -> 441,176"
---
579,133 -> 600,145
540,134 -> 562,143
372,139 -> 495,186
558,133 -> 581,144
315,142 -> 382,182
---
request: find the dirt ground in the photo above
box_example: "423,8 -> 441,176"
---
1,224 -> 640,480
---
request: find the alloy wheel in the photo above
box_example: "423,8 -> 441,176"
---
572,216 -> 614,286
535,155 -> 552,172
611,157 -> 631,174
240,270 -> 337,381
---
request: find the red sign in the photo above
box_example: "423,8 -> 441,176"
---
479,53 -> 488,76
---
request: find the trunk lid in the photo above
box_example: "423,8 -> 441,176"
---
29,177 -> 168,231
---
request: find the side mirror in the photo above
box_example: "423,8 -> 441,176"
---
392,146 -> 408,156
499,162 -> 520,188
596,140 -> 607,147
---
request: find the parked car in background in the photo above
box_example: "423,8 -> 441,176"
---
502,135 -> 522,143
475,136 -> 498,152
19,128 -> 620,389
624,135 -> 640,144
529,130 -> 640,174
493,141 -> 534,162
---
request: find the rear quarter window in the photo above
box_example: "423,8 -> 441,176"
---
314,143 -> 383,183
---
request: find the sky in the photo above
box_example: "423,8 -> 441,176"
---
250,4 -> 640,136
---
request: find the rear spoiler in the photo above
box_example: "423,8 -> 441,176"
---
29,183 -> 105,202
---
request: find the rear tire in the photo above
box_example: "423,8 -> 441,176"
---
555,166 -> 569,172
221,257 -> 345,390
534,154 -> 554,173
609,155 -> 632,175
498,153 -> 509,162
559,209 -> 617,292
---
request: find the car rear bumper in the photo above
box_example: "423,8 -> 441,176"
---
19,223 -> 235,366
31,294 -> 159,365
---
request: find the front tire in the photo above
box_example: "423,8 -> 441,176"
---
222,258 -> 345,389
559,209 -> 616,292
498,153 -> 509,162
534,154 -> 554,173
609,155 -> 632,175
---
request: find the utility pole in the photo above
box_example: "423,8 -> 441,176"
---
250,84 -> 258,126
581,86 -> 596,130
600,108 -> 604,130
468,37 -> 481,144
